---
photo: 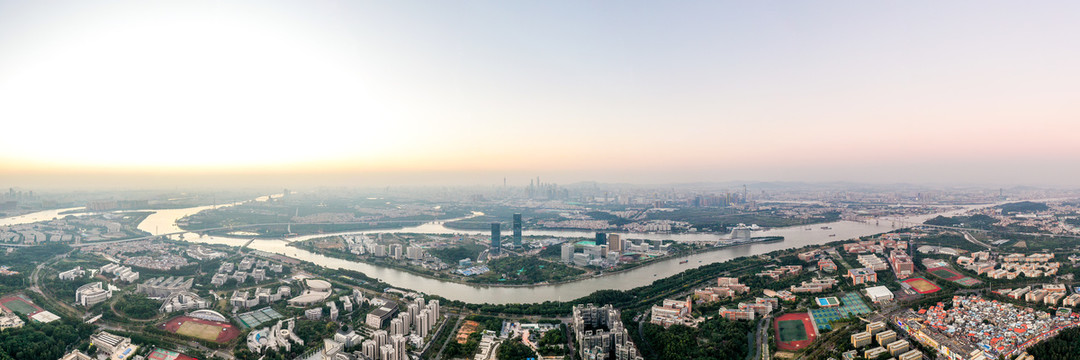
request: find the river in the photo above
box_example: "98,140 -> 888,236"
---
128,200 -> 979,304
0,207 -> 85,226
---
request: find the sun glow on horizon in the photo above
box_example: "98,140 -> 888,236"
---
2,1 -> 1080,185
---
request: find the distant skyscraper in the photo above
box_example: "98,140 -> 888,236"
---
595,232 -> 607,246
490,223 -> 501,255
512,214 -> 523,247
608,234 -> 622,253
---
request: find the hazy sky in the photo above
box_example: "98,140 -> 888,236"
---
1,1 -> 1079,188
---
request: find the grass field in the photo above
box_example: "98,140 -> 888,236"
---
176,321 -> 223,342
0,295 -> 43,315
3,299 -> 37,315
778,320 -> 808,342
160,316 -> 240,343
775,313 -> 817,351
902,278 -> 941,294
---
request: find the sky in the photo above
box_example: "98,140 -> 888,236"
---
1,1 -> 1079,188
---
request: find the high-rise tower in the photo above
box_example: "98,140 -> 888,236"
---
490,223 -> 501,255
512,214 -> 523,247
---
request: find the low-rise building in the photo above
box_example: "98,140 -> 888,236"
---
790,277 -> 839,293
76,282 -> 111,307
650,297 -> 692,327
889,250 -> 915,279
818,258 -> 838,272
137,277 -> 193,298
0,311 -> 24,330
367,301 -> 399,329
866,321 -> 885,335
857,254 -> 888,271
852,331 -> 872,348
1063,293 -> 1080,307
898,349 -> 922,360
864,347 -> 887,359
887,339 -> 910,356
848,268 -> 878,285
160,291 -> 208,313
89,331 -> 137,360
58,266 -> 85,280
305,308 -> 322,320
875,330 -> 896,345
58,350 -> 94,360
865,286 -> 894,303
719,307 -> 755,321
210,273 -> 228,286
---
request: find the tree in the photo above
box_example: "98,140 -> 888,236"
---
496,338 -> 537,360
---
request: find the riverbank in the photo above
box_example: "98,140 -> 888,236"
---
132,195 -> 994,303
178,222 -> 412,239
284,234 -> 789,288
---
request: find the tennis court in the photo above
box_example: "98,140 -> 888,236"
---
237,307 -> 284,328
927,267 -> 963,281
809,293 -> 872,329
147,347 -> 197,360
954,277 -> 982,286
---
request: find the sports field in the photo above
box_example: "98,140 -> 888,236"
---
778,320 -> 807,342
160,316 -> 240,343
774,313 -> 817,351
927,267 -> 963,281
0,294 -> 44,316
902,278 -> 941,294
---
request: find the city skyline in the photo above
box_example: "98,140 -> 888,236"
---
2,1 -> 1079,188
